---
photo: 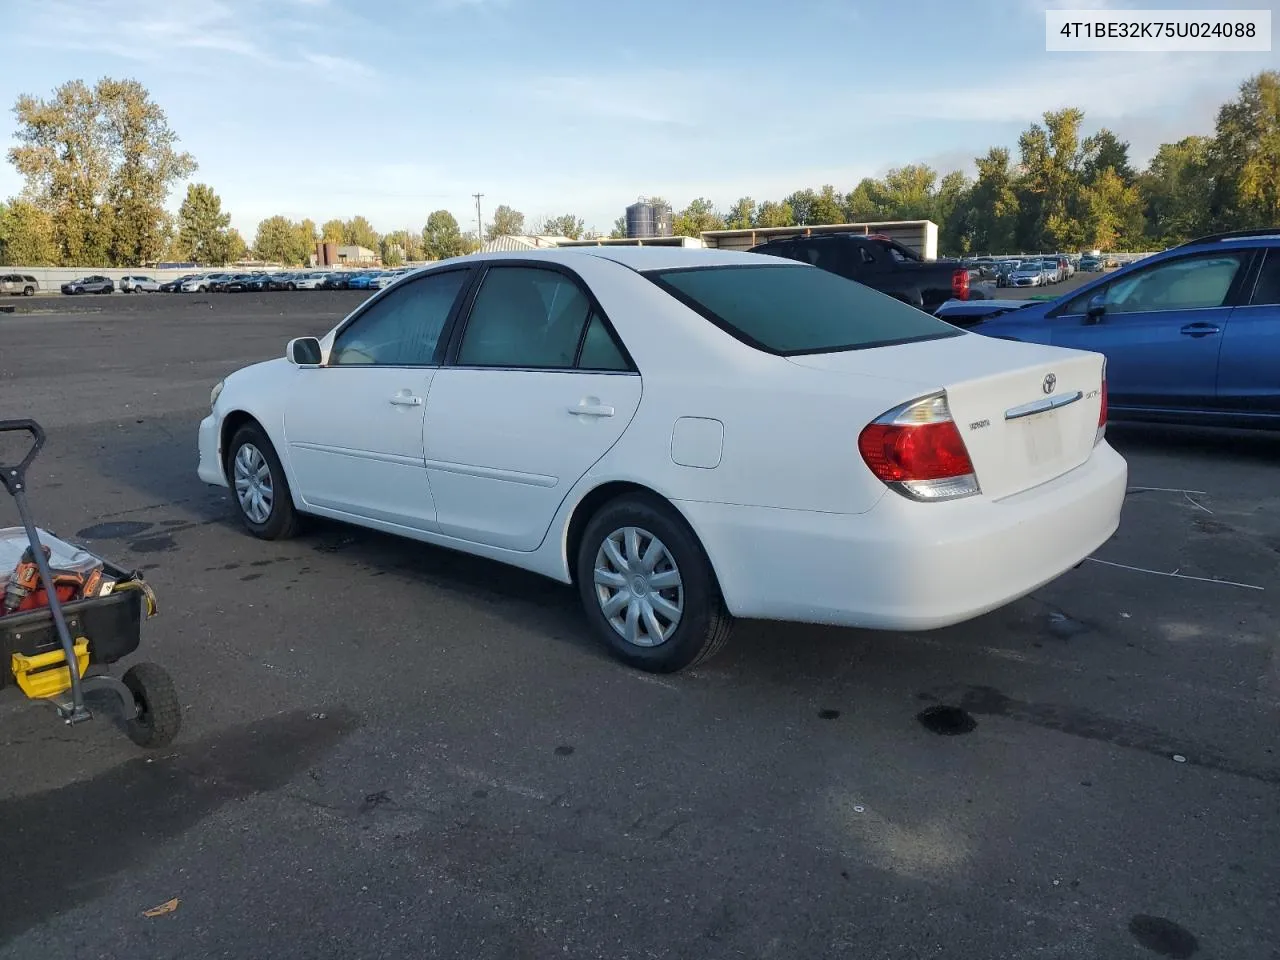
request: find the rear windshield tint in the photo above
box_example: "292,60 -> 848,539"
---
644,263 -> 962,355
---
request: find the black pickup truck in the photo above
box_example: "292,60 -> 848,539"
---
747,233 -> 983,312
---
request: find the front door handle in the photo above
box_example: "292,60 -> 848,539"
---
1180,322 -> 1221,337
569,399 -> 615,418
389,393 -> 424,407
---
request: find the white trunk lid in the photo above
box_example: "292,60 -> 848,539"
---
788,332 -> 1105,500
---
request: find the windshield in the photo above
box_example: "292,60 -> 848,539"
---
644,263 -> 962,356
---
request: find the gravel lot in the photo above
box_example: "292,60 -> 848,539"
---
1,291 -> 1277,960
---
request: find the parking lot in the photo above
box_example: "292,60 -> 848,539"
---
1,292 -> 1277,959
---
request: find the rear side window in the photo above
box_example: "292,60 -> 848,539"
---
1250,249 -> 1280,306
645,263 -> 961,355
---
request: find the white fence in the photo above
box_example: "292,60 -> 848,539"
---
1,266 -> 239,290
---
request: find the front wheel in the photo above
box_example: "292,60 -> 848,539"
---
225,423 -> 302,540
576,494 -> 734,673
122,662 -> 182,748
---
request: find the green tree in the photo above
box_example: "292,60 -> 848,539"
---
845,178 -> 888,221
1139,136 -> 1213,245
784,189 -> 816,225
0,199 -> 58,264
459,231 -> 481,255
934,170 -> 974,254
879,164 -> 938,219
967,147 -> 1020,253
8,77 -> 194,266
673,197 -> 725,236
809,185 -> 846,224
98,78 -> 196,265
1016,108 -> 1087,250
423,209 -> 465,260
1082,167 -> 1146,250
225,228 -> 248,264
320,219 -> 345,244
253,215 -> 307,264
538,214 -> 585,239
485,204 -> 525,239
380,229 -> 421,264
1209,70 -> 1280,229
175,183 -> 233,265
725,197 -> 755,229
1082,129 -> 1134,185
609,215 -> 627,239
342,215 -> 380,251
752,200 -> 793,228
294,218 -> 318,262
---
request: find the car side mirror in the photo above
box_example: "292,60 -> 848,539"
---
287,337 -> 323,366
1084,296 -> 1106,324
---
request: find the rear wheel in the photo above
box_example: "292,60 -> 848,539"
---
576,494 -> 734,673
225,423 -> 302,540
122,662 -> 182,748
22,286 -> 34,297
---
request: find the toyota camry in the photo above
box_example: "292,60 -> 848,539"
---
198,247 -> 1127,672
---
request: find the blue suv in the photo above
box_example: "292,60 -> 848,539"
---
966,229 -> 1280,430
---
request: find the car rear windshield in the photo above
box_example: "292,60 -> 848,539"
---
644,263 -> 962,355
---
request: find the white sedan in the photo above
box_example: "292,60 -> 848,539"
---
198,247 -> 1126,672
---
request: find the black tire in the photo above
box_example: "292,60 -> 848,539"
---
576,494 -> 734,673
122,662 -> 182,748
287,282 -> 296,291
225,422 -> 302,540
22,286 -> 34,297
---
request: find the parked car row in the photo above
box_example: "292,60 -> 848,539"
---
50,268 -> 414,296
159,268 -> 416,293
996,256 -> 1078,288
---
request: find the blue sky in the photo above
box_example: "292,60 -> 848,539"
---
2,0 -> 1276,238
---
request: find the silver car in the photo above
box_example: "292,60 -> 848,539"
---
120,275 -> 161,293
0,273 -> 39,296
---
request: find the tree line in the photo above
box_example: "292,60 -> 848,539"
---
1,72 -> 1276,267
616,70 -> 1278,254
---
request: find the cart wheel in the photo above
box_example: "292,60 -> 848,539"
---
122,662 -> 182,748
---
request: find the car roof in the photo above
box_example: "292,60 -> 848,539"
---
467,246 -> 775,271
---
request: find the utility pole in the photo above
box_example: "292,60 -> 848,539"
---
473,193 -> 484,242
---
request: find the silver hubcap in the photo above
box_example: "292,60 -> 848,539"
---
593,526 -> 684,647
233,443 -> 273,524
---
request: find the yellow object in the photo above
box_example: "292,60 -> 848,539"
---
11,638 -> 89,700
143,898 -> 180,918
111,579 -> 158,617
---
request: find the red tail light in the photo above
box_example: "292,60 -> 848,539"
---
1096,371 -> 1108,444
858,393 -> 979,501
951,268 -> 970,301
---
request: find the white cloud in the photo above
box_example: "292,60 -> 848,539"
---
868,52 -> 1254,125
302,53 -> 378,80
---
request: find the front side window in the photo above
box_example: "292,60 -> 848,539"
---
1062,253 -> 1247,315
646,263 -> 960,355
330,268 -> 468,366
456,267 -> 593,369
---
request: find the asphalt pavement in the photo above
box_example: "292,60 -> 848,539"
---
1,291 -> 1277,960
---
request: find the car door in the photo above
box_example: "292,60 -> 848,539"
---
1042,250 -> 1252,410
423,262 -> 642,552
1217,248 -> 1280,417
282,265 -> 473,530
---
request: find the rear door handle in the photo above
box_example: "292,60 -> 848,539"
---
569,400 -> 615,418
1180,322 -> 1221,337
389,394 -> 424,406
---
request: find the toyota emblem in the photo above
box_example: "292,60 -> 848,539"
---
1042,373 -> 1057,394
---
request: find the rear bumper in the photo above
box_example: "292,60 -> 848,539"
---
678,442 -> 1127,631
